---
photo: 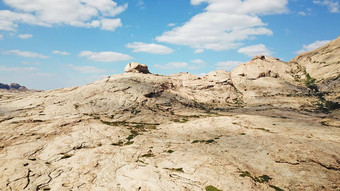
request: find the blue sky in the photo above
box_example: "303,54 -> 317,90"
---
0,0 -> 339,90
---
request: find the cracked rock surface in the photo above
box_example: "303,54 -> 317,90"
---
0,37 -> 340,190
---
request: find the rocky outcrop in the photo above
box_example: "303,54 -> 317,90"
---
124,62 -> 150,74
0,83 -> 10,90
230,56 -> 309,107
290,35 -> 340,80
0,83 -> 28,91
0,37 -> 339,191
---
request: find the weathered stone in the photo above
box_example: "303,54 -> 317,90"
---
124,62 -> 150,74
0,36 -> 339,191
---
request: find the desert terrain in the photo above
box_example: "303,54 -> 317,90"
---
0,37 -> 339,191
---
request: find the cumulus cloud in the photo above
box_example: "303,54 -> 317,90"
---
79,51 -> 133,62
126,42 -> 173,54
3,50 -> 49,59
216,61 -> 243,71
52,50 -> 70,55
295,40 -> 331,54
156,0 -> 288,51
238,44 -> 273,57
18,34 -> 32,39
313,0 -> 339,13
0,0 -> 127,31
101,18 -> 122,31
67,65 -> 106,74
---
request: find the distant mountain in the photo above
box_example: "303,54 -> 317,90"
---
0,83 -> 28,91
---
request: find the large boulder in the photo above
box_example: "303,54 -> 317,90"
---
124,62 -> 150,74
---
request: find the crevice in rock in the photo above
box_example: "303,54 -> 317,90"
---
23,169 -> 32,189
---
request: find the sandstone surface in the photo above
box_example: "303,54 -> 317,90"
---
124,62 -> 150,74
0,37 -> 339,191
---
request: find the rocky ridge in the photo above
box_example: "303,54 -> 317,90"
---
0,83 -> 28,91
0,36 -> 339,191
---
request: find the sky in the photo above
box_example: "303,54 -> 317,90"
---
0,0 -> 339,90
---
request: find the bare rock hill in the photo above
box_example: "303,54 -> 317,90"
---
0,36 -> 339,191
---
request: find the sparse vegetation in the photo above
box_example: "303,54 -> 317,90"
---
111,141 -> 124,146
192,139 -> 216,144
303,73 -> 340,113
205,139 -> 215,144
141,153 -> 155,158
320,121 -> 329,126
164,167 -> 184,172
233,98 -> 244,106
167,150 -> 174,153
124,141 -> 134,145
100,120 -> 159,130
60,154 -> 72,159
305,73 -> 316,88
178,118 -> 189,123
205,185 -> 222,191
269,185 -> 285,191
239,171 -> 272,183
255,128 -> 271,132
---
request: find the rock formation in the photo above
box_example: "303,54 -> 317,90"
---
0,82 -> 28,91
124,62 -> 150,74
0,36 -> 339,191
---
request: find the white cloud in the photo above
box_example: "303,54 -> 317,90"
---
156,0 -> 288,51
137,0 -> 145,9
0,65 -> 37,72
295,40 -> 331,54
313,0 -> 339,13
36,72 -> 53,76
21,61 -> 42,65
0,10 -> 48,31
189,59 -> 206,69
0,0 -> 127,31
18,34 -> 32,39
101,18 -> 122,31
154,62 -> 189,69
79,51 -> 133,62
154,59 -> 206,70
126,42 -> 173,54
168,23 -> 176,27
0,34 -> 3,40
298,11 -> 307,16
216,61 -> 243,70
194,49 -> 204,53
190,59 -> 205,65
238,44 -> 273,57
67,65 -> 106,74
3,50 -> 49,59
52,50 -> 70,55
